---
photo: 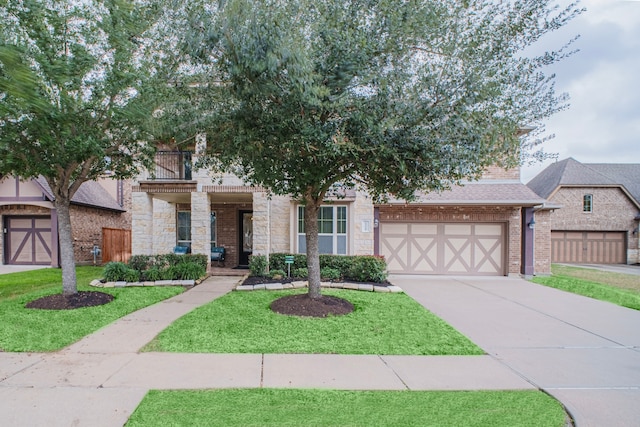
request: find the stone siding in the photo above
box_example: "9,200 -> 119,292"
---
352,191 -> 374,255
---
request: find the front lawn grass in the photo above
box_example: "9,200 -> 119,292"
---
126,388 -> 567,427
144,289 -> 483,355
0,266 -> 184,352
532,264 -> 640,310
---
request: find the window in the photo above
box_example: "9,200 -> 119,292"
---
298,205 -> 347,254
583,194 -> 593,213
177,210 -> 191,250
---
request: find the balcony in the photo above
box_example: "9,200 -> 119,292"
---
152,151 -> 193,181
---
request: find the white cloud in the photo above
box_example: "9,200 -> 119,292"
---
521,0 -> 640,182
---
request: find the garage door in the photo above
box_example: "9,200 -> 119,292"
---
551,231 -> 626,264
380,222 -> 505,275
4,216 -> 52,265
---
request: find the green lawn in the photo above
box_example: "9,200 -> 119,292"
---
144,289 -> 483,355
532,264 -> 640,310
0,266 -> 184,352
126,389 -> 568,427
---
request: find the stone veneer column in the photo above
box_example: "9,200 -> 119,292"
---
153,199 -> 176,254
132,192 -> 153,255
252,192 -> 269,256
190,192 -> 211,258
352,191 -> 374,255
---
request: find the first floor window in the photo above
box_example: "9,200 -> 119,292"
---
177,210 -> 191,250
297,205 -> 347,254
583,194 -> 593,212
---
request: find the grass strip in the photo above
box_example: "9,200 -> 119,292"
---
145,289 -> 483,355
532,274 -> 640,311
126,388 -> 567,427
0,267 -> 184,352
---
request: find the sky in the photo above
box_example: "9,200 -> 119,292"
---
519,0 -> 640,183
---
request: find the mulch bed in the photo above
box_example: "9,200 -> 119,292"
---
25,291 -> 114,310
241,276 -> 391,287
270,293 -> 354,318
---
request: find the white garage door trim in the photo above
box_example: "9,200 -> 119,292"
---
380,222 -> 506,275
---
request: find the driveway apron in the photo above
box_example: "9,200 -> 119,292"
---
393,275 -> 640,427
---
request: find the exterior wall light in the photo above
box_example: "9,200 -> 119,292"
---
528,219 -> 535,230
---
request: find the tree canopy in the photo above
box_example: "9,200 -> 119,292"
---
178,0 -> 581,298
0,0 -> 175,294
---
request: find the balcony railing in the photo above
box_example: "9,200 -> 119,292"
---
152,151 -> 192,180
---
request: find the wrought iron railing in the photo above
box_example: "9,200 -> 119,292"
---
152,151 -> 192,180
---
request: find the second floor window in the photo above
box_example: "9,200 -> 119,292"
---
583,194 -> 593,212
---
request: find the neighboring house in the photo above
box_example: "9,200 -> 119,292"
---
527,157 -> 640,265
0,176 -> 132,267
132,138 -> 551,276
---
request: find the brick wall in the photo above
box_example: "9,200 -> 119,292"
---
378,205 -> 523,274
534,209 -> 552,275
549,187 -> 639,263
481,165 -> 520,180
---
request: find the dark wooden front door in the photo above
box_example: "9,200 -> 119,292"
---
238,210 -> 253,266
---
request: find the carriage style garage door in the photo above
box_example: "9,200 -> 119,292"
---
551,231 -> 626,264
3,216 -> 52,265
380,222 -> 505,275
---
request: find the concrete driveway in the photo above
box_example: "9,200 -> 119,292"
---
563,263 -> 640,276
0,265 -> 50,275
392,275 -> 640,427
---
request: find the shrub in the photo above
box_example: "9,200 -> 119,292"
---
103,262 -> 129,281
128,255 -> 152,272
168,262 -> 206,280
320,267 -> 341,281
123,268 -> 140,283
142,267 -> 165,282
292,267 -> 308,278
183,254 -> 208,270
269,269 -> 286,280
346,256 -> 388,283
269,253 -> 306,271
249,255 -> 268,277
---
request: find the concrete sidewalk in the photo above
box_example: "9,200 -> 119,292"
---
1,275 -> 639,426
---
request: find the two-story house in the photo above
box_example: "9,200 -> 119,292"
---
132,137 -> 552,276
527,158 -> 640,265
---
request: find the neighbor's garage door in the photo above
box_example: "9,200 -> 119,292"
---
551,231 -> 626,264
380,222 -> 505,275
4,216 -> 52,265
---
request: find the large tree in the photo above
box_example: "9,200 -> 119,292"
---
0,0 -> 175,295
182,0 -> 581,299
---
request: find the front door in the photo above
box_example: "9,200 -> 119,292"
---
239,210 -> 253,266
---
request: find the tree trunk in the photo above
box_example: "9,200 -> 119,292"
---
54,199 -> 78,295
304,200 -> 322,299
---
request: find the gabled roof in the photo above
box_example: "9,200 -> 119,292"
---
35,177 -> 125,212
384,182 -> 546,206
527,158 -> 640,206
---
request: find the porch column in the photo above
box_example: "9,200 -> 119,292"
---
252,192 -> 269,256
191,192 -> 211,259
132,192 -> 153,255
521,207 -> 535,277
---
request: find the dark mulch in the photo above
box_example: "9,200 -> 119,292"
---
270,293 -> 354,318
25,291 -> 114,310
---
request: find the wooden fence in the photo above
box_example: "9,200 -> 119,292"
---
102,228 -> 131,263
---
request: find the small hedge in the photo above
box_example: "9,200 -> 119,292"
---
104,254 -> 208,282
249,253 -> 388,283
